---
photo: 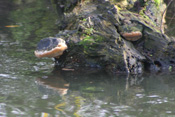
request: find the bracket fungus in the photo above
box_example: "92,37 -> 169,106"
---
34,37 -> 67,58
121,31 -> 142,41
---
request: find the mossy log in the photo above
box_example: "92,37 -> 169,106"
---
48,0 -> 175,74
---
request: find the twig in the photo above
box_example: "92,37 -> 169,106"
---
161,0 -> 173,34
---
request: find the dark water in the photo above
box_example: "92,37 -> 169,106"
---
1,1 -> 175,117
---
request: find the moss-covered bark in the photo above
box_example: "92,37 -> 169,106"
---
42,0 -> 175,74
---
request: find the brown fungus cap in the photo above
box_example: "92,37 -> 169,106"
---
122,31 -> 142,41
34,37 -> 67,58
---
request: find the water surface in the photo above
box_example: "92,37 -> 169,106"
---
1,1 -> 175,117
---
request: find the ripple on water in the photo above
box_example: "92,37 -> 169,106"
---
0,103 -> 6,117
0,74 -> 17,79
11,108 -> 25,115
33,61 -> 54,72
147,95 -> 160,98
145,94 -> 170,105
136,93 -> 145,98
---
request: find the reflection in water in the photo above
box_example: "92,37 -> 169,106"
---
36,72 -> 70,96
33,67 -> 175,116
51,70 -> 175,116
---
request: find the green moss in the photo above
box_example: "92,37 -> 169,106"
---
109,0 -> 124,4
154,0 -> 161,6
84,27 -> 94,35
79,34 -> 105,46
169,66 -> 172,72
79,35 -> 95,45
95,35 -> 105,42
139,7 -> 150,20
82,18 -> 87,22
78,34 -> 106,55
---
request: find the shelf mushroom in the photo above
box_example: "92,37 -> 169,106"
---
121,31 -> 142,41
34,37 -> 67,58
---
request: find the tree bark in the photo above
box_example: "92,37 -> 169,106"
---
52,0 -> 175,74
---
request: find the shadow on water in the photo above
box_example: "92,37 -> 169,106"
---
1,0 -> 175,117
